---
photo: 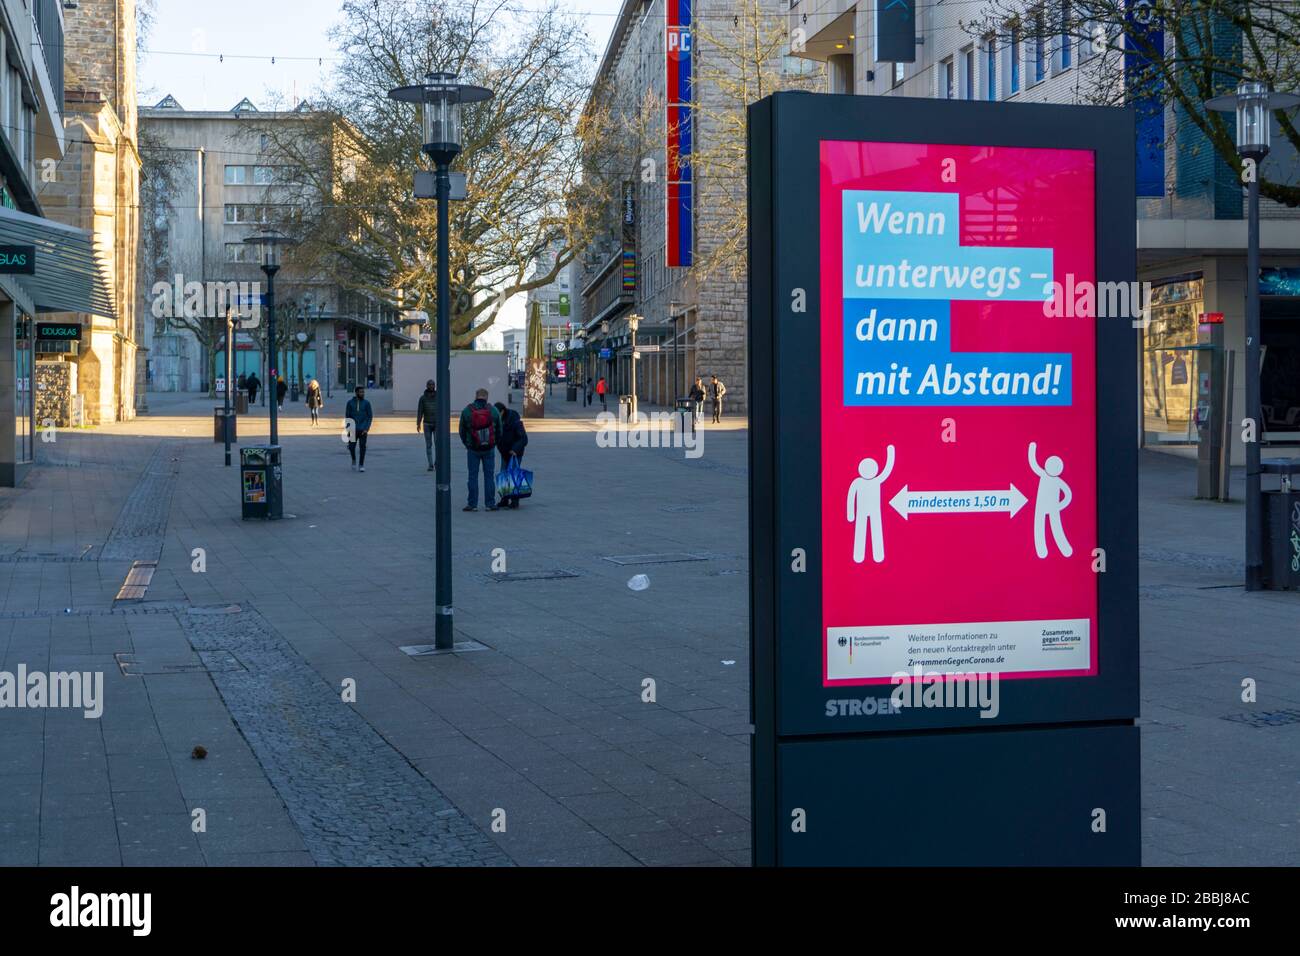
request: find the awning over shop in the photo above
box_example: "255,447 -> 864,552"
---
334,313 -> 417,345
0,205 -> 115,319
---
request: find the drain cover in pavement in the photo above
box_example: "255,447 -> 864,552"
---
113,561 -> 157,602
115,651 -> 245,676
488,569 -> 581,582
1222,709 -> 1300,729
399,640 -> 491,657
601,552 -> 709,566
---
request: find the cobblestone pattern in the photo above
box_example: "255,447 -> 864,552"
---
1138,546 -> 1244,576
99,441 -> 184,560
177,605 -> 511,866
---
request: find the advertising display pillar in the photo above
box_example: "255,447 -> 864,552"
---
749,92 -> 1140,866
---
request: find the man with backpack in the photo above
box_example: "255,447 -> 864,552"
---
459,387 -> 502,511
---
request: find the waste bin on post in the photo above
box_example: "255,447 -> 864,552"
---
240,445 -> 283,520
213,408 -> 237,443
618,394 -> 634,422
675,397 -> 693,432
1261,457 -> 1300,589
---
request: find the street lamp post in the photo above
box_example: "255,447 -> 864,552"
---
245,229 -> 295,446
1206,80 -> 1300,591
627,313 -> 641,424
390,72 -> 494,651
224,308 -> 234,467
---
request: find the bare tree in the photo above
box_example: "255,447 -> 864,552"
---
691,0 -> 824,281
964,1 -> 1300,207
253,0 -> 614,348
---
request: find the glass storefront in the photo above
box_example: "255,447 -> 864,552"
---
1142,275 -> 1205,445
1262,297 -> 1300,437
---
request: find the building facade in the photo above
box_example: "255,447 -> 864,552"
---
139,96 -> 410,395
0,0 -> 116,483
525,245 -> 577,380
37,0 -> 141,424
792,0 -> 1300,460
574,0 -> 811,413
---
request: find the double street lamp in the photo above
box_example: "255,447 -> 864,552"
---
245,229 -> 296,448
389,72 -> 494,651
1205,80 -> 1300,591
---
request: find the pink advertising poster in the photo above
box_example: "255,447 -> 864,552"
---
820,140 -> 1098,686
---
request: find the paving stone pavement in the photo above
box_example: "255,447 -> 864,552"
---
0,391 -> 1296,866
174,604 -> 508,866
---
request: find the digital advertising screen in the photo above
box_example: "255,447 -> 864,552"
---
818,140 -> 1099,686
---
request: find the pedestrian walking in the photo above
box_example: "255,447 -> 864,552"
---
415,379 -> 439,471
689,377 -> 706,430
710,375 -> 727,424
237,372 -> 247,394
493,401 -> 528,509
245,372 -> 260,406
276,376 -> 288,410
595,376 -> 608,411
345,385 -> 373,472
305,378 -> 323,425
459,388 -> 502,511
584,379 -> 593,407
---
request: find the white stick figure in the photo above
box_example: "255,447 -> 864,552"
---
1028,441 -> 1072,558
847,445 -> 895,564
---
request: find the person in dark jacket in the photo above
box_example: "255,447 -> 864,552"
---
459,388 -> 502,511
245,372 -> 260,406
688,377 -> 706,431
276,376 -> 288,410
305,378 -> 323,425
345,386 -> 373,472
415,379 -> 438,471
493,401 -> 528,509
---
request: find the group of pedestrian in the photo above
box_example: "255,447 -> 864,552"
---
237,372 -> 325,422
688,375 -> 726,426
457,387 -> 528,510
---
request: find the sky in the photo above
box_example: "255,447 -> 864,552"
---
138,0 -> 626,346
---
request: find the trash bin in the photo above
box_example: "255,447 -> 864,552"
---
618,394 -> 634,421
291,384 -> 300,403
1262,458 -> 1300,589
234,392 -> 248,415
240,445 -> 283,520
566,384 -> 578,402
213,407 -> 237,443
675,397 -> 693,431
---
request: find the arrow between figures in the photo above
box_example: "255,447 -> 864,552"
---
889,484 -> 1029,520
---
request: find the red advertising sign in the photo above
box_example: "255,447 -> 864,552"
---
819,140 -> 1099,686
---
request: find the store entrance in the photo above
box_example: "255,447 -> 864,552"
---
1261,297 -> 1300,440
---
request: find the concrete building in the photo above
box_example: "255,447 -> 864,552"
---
791,0 -> 1300,461
139,96 -> 411,396
0,0 -> 116,484
502,327 -> 524,376
525,245 -> 577,381
37,0 -> 142,425
573,0 -> 812,413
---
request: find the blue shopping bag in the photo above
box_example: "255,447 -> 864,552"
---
495,466 -> 514,501
510,457 -> 533,499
